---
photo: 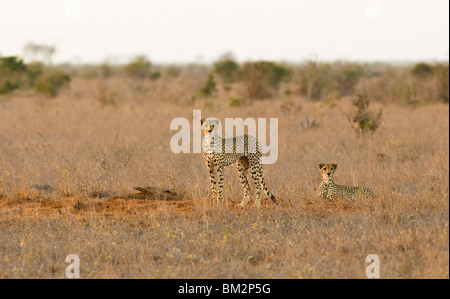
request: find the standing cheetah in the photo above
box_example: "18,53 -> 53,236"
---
201,118 -> 278,207
317,163 -> 374,201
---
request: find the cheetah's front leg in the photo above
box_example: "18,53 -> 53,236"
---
216,166 -> 225,204
206,160 -> 217,204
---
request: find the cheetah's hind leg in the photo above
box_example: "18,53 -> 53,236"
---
250,163 -> 263,208
236,157 -> 251,208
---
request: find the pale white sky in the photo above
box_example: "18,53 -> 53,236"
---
1,0 -> 449,64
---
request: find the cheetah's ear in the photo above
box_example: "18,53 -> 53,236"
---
319,163 -> 324,169
201,118 -> 205,125
332,164 -> 337,170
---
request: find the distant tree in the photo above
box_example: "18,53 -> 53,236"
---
213,54 -> 240,83
23,42 -> 56,65
411,63 -> 433,77
200,73 -> 217,97
0,56 -> 28,94
123,56 -> 152,79
34,71 -> 71,97
298,61 -> 332,101
242,61 -> 292,99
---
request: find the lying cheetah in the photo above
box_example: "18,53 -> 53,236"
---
201,118 -> 278,207
317,163 -> 374,201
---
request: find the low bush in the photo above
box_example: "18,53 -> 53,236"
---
213,57 -> 240,83
411,62 -> 433,77
123,56 -> 151,79
24,61 -> 44,87
297,61 -> 333,101
242,61 -> 292,99
0,56 -> 28,94
200,73 -> 217,97
357,63 -> 449,105
34,71 -> 71,97
347,91 -> 382,136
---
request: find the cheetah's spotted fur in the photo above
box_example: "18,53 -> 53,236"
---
201,118 -> 278,207
317,163 -> 374,201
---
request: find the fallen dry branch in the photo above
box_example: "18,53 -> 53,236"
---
128,186 -> 184,201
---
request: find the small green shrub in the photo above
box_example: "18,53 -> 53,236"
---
0,56 -> 27,72
230,97 -> 243,107
34,71 -> 71,97
334,63 -> 364,95
200,73 -> 217,97
242,61 -> 292,99
347,91 -> 382,136
280,99 -> 294,113
149,71 -> 161,80
0,56 -> 28,94
411,63 -> 433,77
323,94 -> 341,108
213,58 -> 240,83
270,63 -> 292,89
25,61 -> 44,87
0,80 -> 20,94
123,56 -> 151,79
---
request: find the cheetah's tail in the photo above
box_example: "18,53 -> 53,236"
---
260,176 -> 279,206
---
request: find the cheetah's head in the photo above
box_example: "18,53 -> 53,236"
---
319,163 -> 337,181
201,118 -> 220,136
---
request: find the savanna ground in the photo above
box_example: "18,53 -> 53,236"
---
0,65 -> 449,279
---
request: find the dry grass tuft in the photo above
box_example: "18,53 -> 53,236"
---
0,72 -> 448,278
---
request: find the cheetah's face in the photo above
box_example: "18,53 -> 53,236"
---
319,163 -> 338,181
201,118 -> 220,135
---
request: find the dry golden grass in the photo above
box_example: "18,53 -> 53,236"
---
0,75 -> 448,278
